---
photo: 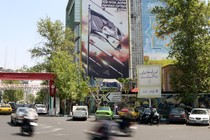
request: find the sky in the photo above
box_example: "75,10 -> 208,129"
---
0,0 -> 69,70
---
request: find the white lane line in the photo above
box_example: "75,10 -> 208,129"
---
36,128 -> 63,134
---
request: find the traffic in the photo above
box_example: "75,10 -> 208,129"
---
1,101 -> 210,140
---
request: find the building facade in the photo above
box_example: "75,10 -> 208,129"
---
66,0 -> 208,80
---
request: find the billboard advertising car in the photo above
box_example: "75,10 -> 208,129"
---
81,0 -> 129,78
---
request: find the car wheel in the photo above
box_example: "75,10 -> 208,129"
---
13,119 -> 17,126
11,117 -> 13,124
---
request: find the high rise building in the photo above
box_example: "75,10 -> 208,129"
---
129,0 -> 144,80
66,0 -> 144,80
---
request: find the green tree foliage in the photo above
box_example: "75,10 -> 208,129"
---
50,50 -> 89,101
27,94 -> 35,104
35,88 -> 48,104
29,16 -> 75,72
29,17 -> 89,101
152,0 -> 210,105
2,80 -> 24,102
118,78 -> 133,94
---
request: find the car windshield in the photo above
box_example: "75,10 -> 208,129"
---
36,105 -> 46,108
120,108 -> 134,112
16,104 -> 24,108
18,108 -> 27,113
98,107 -> 109,111
76,108 -> 86,111
171,108 -> 184,114
191,109 -> 207,114
144,108 -> 151,113
0,105 -> 11,108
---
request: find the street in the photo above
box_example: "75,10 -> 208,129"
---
1,115 -> 210,140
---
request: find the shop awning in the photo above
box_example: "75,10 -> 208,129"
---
131,87 -> 138,93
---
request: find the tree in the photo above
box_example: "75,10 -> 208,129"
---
2,80 -> 24,102
29,17 -> 90,101
35,88 -> 48,104
152,0 -> 210,105
27,94 -> 35,104
50,50 -> 89,101
88,78 -> 104,110
29,16 -> 75,72
118,78 -> 133,102
29,17 -> 91,115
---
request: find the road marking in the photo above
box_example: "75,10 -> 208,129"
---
36,128 -> 63,134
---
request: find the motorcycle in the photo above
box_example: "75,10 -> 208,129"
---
21,119 -> 38,136
139,108 -> 160,124
111,119 -> 137,137
85,130 -> 106,140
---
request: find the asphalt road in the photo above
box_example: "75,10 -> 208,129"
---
1,114 -> 210,140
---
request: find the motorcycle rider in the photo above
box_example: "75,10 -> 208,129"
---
22,108 -> 38,129
148,107 -> 158,124
92,120 -> 112,140
119,111 -> 131,131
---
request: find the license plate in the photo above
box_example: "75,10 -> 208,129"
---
30,122 -> 38,126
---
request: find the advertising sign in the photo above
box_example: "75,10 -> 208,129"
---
137,65 -> 161,98
82,0 -> 129,78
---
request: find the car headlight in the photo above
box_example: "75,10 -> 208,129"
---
189,117 -> 195,120
203,118 -> 209,120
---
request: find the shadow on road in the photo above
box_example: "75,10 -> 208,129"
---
7,122 -> 20,127
11,132 -> 34,137
66,118 -> 87,121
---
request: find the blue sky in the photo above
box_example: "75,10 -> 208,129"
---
0,0 -> 68,69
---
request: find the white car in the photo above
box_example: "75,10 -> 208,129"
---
34,104 -> 48,114
11,107 -> 38,125
72,106 -> 88,120
187,108 -> 210,125
11,107 -> 28,125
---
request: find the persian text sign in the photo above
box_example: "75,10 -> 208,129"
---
137,65 -> 161,98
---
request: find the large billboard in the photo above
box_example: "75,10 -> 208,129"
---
137,65 -> 161,98
142,0 -> 170,60
82,0 -> 129,78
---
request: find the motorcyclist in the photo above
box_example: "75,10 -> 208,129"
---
148,107 -> 157,124
92,120 -> 112,140
119,111 -> 131,131
22,108 -> 38,128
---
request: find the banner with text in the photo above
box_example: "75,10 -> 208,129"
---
137,65 -> 161,98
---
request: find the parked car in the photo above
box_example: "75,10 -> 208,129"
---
11,107 -> 38,125
8,102 -> 16,112
95,106 -> 113,120
187,108 -> 209,125
118,107 -> 140,121
72,105 -> 88,120
34,104 -> 48,114
168,108 -> 188,124
0,104 -> 12,114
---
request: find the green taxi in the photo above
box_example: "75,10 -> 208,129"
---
95,106 -> 113,120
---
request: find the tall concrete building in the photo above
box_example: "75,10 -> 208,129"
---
65,0 -> 209,80
66,0 -> 143,80
129,0 -> 144,80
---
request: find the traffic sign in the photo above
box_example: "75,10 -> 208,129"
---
105,92 -> 121,102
